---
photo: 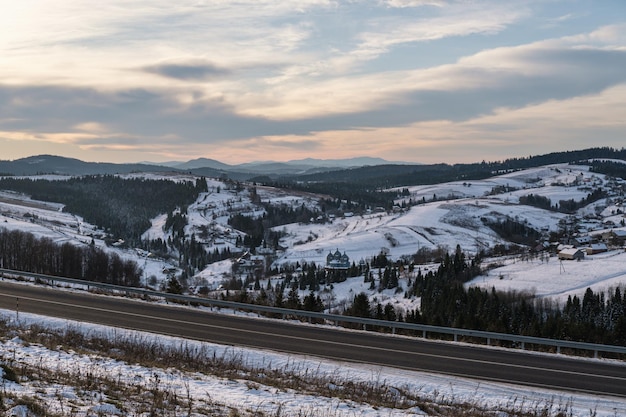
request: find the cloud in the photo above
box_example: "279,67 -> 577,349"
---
384,0 -> 445,8
142,62 -> 231,81
1,32 -> 625,158
251,83 -> 626,164
0,2 -> 624,164
232,36 -> 626,123
353,4 -> 525,61
73,122 -> 109,133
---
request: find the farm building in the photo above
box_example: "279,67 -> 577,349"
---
558,248 -> 585,261
586,243 -> 608,255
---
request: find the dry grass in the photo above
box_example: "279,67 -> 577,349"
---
0,317 -> 599,417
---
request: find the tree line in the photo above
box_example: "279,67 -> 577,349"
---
386,246 -> 626,345
519,188 -> 607,214
279,147 -> 626,190
256,147 -> 626,212
0,228 -> 141,286
589,159 -> 626,181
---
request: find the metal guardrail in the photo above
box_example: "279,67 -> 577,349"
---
1,268 -> 625,358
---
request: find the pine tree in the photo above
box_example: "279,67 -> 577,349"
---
166,277 -> 183,294
286,285 -> 301,309
349,292 -> 371,318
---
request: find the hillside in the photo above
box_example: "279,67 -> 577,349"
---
1,160 -> 624,310
1,157 -> 626,416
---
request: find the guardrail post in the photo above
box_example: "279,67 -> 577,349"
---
454,333 -> 458,342
521,342 -> 525,350
422,330 -> 426,338
487,337 -> 491,346
391,326 -> 395,335
557,346 -> 561,354
594,350 -> 598,359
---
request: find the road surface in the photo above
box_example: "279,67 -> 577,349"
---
1,280 -> 625,398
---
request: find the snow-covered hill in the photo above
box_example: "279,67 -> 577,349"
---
1,163 -> 625,305
2,162 -> 626,416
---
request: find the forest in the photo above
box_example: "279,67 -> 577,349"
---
0,175 -> 207,245
256,147 -> 626,212
519,188 -> 607,214
407,247 -> 626,346
217,245 -> 626,346
0,228 -> 141,287
282,147 -> 626,188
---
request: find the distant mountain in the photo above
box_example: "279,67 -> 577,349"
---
286,157 -> 411,168
172,158 -> 233,171
0,154 -> 401,178
234,161 -> 319,175
4,148 -> 621,181
0,155 -> 177,176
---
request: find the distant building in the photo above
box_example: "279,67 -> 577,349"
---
326,249 -> 350,270
586,243 -> 608,255
236,251 -> 266,278
611,229 -> 626,245
558,248 -> 585,261
574,235 -> 592,246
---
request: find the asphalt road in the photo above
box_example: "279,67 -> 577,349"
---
1,280 -> 625,399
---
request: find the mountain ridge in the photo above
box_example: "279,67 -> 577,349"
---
0,154 -> 413,177
2,148 -> 625,187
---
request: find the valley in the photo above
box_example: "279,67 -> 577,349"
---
1,152 -> 626,416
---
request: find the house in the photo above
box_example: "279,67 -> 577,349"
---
326,249 -> 350,270
558,248 -> 585,261
586,243 -> 608,255
611,229 -> 626,245
574,235 -> 592,246
556,244 -> 574,252
235,251 -> 266,278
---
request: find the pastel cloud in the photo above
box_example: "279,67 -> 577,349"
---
0,0 -> 624,164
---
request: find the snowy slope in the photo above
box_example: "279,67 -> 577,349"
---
1,162 -> 625,306
1,163 -> 626,415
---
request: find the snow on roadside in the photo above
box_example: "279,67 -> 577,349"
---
1,310 -> 625,417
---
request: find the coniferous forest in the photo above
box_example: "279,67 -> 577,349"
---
0,175 -> 207,244
217,245 -> 626,346
406,247 -> 626,346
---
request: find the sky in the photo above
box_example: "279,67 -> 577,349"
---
1,0 -> 625,165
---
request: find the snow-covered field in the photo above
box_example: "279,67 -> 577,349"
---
469,250 -> 626,304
